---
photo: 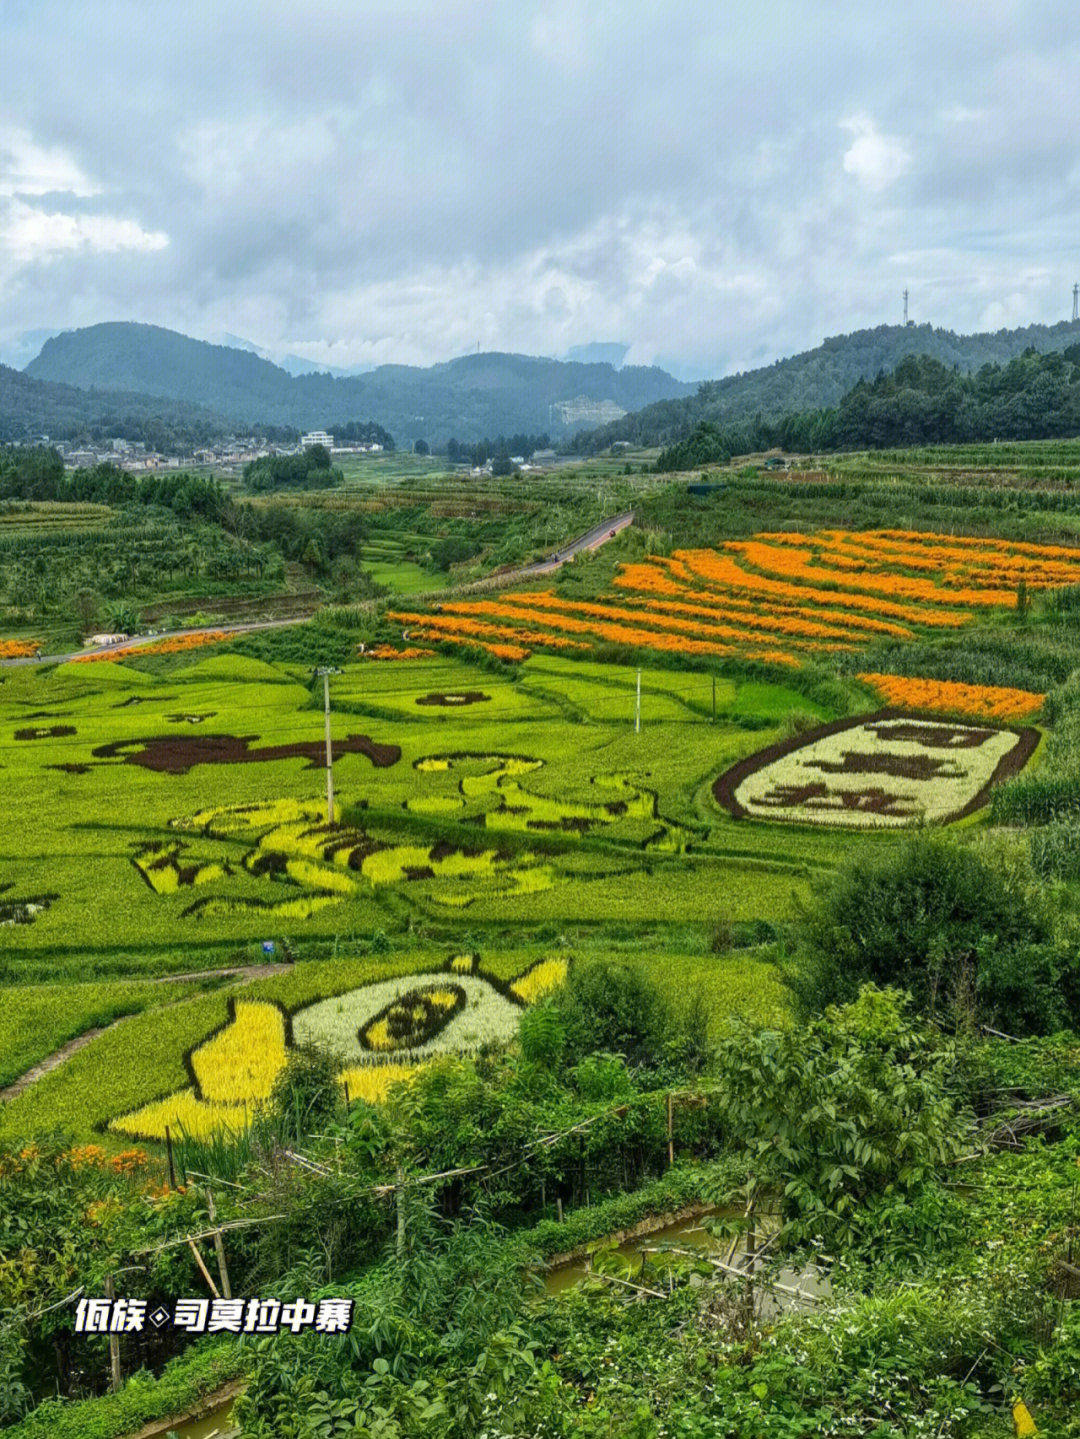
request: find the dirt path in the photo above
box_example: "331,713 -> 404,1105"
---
152,961 -> 293,984
0,963 -> 294,1103
0,1026 -> 112,1103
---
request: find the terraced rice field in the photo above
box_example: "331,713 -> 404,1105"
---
391,526 -> 1080,672
0,650 -> 847,983
0,946 -> 788,1145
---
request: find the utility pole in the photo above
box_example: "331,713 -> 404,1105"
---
315,667 -> 341,823
635,668 -> 642,734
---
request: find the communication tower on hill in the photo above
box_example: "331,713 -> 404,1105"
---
903,289 -> 912,326
1073,284 -> 1078,322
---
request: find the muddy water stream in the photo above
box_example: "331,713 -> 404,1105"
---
543,1209 -> 831,1314
168,1404 -> 239,1438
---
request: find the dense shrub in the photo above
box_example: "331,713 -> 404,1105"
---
791,834 -> 1076,1033
711,986 -> 967,1253
554,960 -> 671,1068
270,1043 -> 343,1140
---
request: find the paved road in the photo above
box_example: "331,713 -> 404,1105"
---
522,509 -> 634,574
1,509 -> 635,667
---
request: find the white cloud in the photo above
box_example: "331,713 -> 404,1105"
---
940,104 -> 988,124
840,114 -> 912,192
0,200 -> 168,263
0,126 -> 100,197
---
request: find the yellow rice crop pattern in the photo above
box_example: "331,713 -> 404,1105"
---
510,957 -> 569,1004
190,1001 -> 288,1104
339,1063 -> 420,1105
109,1087 -> 247,1143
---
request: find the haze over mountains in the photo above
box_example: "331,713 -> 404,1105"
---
7,316 -> 1080,453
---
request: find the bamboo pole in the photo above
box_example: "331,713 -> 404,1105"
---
104,1275 -> 121,1394
206,1191 -> 231,1300
187,1238 -> 221,1299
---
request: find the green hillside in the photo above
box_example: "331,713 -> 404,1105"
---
25,323 -> 694,444
0,362 -> 232,449
579,317 -> 1080,451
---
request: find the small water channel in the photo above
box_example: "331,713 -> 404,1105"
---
543,1208 -> 831,1315
168,1405 -> 238,1439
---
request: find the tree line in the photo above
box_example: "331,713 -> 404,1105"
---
0,448 -> 227,520
444,433 -> 551,465
655,346 -> 1080,469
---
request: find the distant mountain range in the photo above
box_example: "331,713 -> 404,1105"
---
577,318 -> 1080,451
23,323 -> 695,444
11,316 -> 1080,456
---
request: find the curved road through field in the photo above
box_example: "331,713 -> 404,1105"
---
1,509 -> 635,666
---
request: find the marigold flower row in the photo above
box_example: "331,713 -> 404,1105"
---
72,631 -> 232,663
858,672 -> 1045,721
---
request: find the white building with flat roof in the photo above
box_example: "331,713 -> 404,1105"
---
301,430 -> 334,449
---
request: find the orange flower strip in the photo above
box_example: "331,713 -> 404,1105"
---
72,631 -> 232,662
446,593 -> 857,652
0,638 -> 41,659
872,528 -> 1080,564
859,673 -> 1045,722
362,644 -> 436,660
809,532 -> 1080,589
411,602 -> 802,666
673,549 -> 971,627
614,561 -> 914,636
615,564 -> 914,638
727,539 -> 1016,608
412,631 -> 531,662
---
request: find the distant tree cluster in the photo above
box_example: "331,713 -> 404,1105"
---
243,444 -> 343,492
444,433 -> 551,465
579,318 -> 1080,454
0,448 -> 226,520
654,347 -> 1080,470
330,419 -> 395,450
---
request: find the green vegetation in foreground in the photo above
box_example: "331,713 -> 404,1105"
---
6,1342 -> 246,1439
4,980 -> 1078,1436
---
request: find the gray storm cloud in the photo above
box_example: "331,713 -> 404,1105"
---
1,0 -> 1079,378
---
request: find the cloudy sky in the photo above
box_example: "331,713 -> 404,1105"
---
1,0 -> 1079,378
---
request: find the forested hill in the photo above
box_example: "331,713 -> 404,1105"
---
0,362 -> 233,450
25,323 -> 694,443
578,318 -> 1080,452
654,348 -> 1080,470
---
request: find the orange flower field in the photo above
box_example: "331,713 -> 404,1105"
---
71,630 -> 232,663
390,526 -> 1080,669
0,639 -> 41,659
362,644 -> 436,660
857,673 -> 1045,722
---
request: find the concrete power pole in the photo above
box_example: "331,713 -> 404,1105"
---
315,667 -> 342,823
